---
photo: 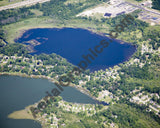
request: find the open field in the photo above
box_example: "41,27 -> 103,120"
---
77,0 -> 138,18
8,105 -> 34,119
3,17 -> 56,43
0,0 -> 50,11
3,16 -> 110,44
0,0 -> 24,7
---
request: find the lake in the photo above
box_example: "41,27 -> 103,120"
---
16,28 -> 136,71
0,75 -> 97,128
1,27 -> 136,127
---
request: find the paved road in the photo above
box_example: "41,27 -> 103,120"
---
125,2 -> 160,16
0,0 -> 50,11
0,0 -> 160,17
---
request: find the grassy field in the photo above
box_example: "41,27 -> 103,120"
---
3,15 -> 110,43
8,105 -> 34,120
1,0 -> 111,44
0,0 -> 24,7
3,16 -> 59,43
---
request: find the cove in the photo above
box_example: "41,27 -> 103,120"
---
0,75 -> 97,128
16,28 -> 136,71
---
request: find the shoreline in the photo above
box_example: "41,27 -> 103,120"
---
7,105 -> 43,127
1,22 -> 138,104
4,15 -> 135,46
15,26 -> 137,68
0,23 -> 138,102
14,26 -> 136,46
14,27 -> 101,43
0,72 -> 98,101
2,18 -> 138,125
8,105 -> 35,120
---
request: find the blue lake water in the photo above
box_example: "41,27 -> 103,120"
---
16,28 -> 136,71
0,27 -> 136,128
0,75 -> 97,128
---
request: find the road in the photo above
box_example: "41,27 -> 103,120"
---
0,0 -> 50,11
125,2 -> 160,16
0,0 -> 160,17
